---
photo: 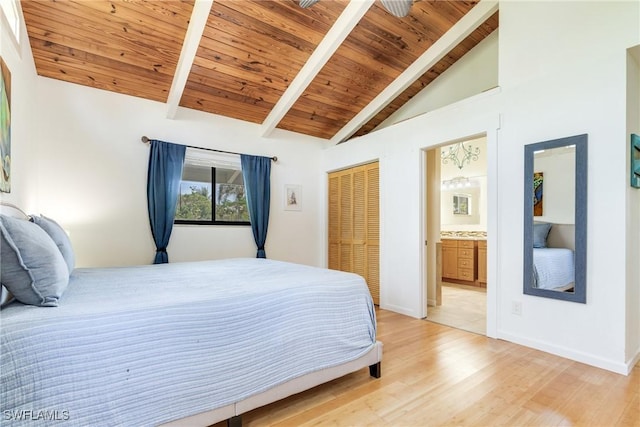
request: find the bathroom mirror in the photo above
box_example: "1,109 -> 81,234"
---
441,179 -> 483,227
453,194 -> 471,215
523,134 -> 587,303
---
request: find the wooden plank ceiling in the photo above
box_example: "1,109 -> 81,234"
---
22,0 -> 498,143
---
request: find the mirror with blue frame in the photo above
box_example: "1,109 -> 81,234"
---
523,134 -> 587,303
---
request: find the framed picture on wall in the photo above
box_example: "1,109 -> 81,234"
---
533,172 -> 543,216
284,184 -> 302,211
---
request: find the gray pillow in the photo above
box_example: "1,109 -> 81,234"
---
0,215 -> 69,307
31,215 -> 75,274
533,222 -> 552,248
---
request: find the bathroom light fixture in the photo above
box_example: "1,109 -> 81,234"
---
441,141 -> 480,170
441,176 -> 476,190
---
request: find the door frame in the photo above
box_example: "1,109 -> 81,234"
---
420,128 -> 500,339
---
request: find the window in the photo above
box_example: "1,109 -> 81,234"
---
175,148 -> 249,225
1,0 -> 21,47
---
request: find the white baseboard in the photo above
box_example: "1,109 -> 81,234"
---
380,303 -> 422,319
498,330 -> 630,375
626,346 -> 640,373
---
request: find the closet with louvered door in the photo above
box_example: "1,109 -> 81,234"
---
340,172 -> 353,272
328,162 -> 379,305
328,173 -> 341,271
366,165 -> 380,305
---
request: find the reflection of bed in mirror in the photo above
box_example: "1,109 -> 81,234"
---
532,223 -> 575,292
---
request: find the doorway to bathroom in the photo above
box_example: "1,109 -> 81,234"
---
424,136 -> 488,335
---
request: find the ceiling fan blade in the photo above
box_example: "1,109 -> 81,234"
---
380,0 -> 412,17
299,0 -> 320,8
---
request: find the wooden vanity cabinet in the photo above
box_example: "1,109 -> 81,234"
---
457,240 -> 475,282
441,239 -> 480,286
441,240 -> 459,279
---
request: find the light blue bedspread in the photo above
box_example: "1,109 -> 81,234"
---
533,248 -> 575,290
1,258 -> 376,426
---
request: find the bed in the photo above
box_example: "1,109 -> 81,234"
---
532,248 -> 575,291
0,205 -> 382,427
531,222 -> 575,292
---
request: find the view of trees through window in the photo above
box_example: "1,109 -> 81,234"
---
175,166 -> 250,223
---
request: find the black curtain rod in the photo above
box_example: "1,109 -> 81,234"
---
141,136 -> 277,162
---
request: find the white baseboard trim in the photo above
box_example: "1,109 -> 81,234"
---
498,331 -> 630,375
380,303 -> 422,319
626,346 -> 640,373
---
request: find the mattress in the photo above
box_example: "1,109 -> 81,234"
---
533,248 -> 575,290
1,258 -> 376,426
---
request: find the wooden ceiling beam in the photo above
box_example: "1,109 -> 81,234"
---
166,0 -> 214,119
330,0 -> 499,144
260,0 -> 374,138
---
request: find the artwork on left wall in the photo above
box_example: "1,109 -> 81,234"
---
0,56 -> 11,193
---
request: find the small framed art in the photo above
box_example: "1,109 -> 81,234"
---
284,184 -> 302,211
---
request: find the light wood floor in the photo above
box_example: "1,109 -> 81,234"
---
215,309 -> 639,427
425,283 -> 487,335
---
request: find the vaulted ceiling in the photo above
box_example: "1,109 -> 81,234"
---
21,0 -> 498,143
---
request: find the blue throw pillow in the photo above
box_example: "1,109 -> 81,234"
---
0,215 -> 69,307
533,222 -> 552,248
31,215 -> 75,275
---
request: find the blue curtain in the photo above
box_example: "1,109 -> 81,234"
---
147,140 -> 186,264
241,155 -> 271,258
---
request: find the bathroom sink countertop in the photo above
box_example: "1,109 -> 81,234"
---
441,231 -> 487,240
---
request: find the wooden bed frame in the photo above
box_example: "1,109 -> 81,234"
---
160,341 -> 382,427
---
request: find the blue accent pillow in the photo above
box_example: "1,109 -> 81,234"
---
31,215 -> 75,275
533,222 -> 552,248
0,215 -> 69,307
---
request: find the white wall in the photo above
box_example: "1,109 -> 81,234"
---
376,29 -> 498,131
496,0 -> 636,375
533,148 -> 575,225
0,2 -> 38,211
626,45 -> 640,367
32,78 -> 326,268
323,1 -> 639,374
